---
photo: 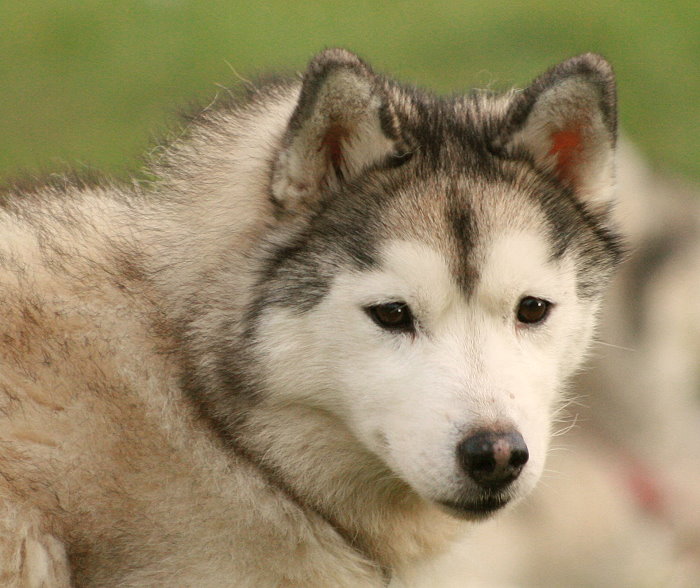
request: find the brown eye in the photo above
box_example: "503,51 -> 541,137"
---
366,302 -> 415,333
516,296 -> 551,325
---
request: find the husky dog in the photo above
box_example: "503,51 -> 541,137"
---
0,49 -> 621,586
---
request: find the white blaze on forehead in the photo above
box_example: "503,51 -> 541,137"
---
477,231 -> 573,312
374,240 -> 461,313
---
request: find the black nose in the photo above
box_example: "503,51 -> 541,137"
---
458,429 -> 529,490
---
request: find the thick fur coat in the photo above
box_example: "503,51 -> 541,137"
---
0,49 -> 621,586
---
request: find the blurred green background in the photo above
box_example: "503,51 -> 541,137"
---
1,0 -> 698,181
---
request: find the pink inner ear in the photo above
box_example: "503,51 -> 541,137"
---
320,124 -> 349,176
548,129 -> 582,185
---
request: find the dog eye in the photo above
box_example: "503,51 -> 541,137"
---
366,302 -> 415,333
516,296 -> 552,325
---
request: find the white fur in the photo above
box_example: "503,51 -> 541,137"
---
257,230 -> 593,512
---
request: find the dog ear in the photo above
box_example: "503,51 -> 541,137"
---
495,54 -> 617,214
271,48 -> 408,212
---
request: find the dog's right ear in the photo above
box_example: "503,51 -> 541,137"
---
494,54 -> 617,215
271,49 -> 408,213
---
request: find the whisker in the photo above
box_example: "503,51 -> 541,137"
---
546,444 -> 575,455
551,413 -> 580,437
592,339 -> 636,352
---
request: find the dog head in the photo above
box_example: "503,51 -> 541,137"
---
248,49 -> 622,518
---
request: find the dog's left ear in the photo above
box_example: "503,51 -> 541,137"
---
271,48 -> 408,213
495,54 -> 617,214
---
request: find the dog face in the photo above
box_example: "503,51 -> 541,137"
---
237,49 -> 620,517
256,168 -> 612,516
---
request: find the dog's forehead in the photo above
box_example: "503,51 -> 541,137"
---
380,172 -> 547,296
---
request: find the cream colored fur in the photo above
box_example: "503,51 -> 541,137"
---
0,86 -> 449,588
0,50 -> 619,586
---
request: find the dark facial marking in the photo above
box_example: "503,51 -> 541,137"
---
447,199 -> 480,296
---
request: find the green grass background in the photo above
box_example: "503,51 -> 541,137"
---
1,1 -> 698,181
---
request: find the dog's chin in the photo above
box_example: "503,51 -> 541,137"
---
436,494 -> 511,521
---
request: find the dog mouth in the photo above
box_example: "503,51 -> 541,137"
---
437,494 -> 511,519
